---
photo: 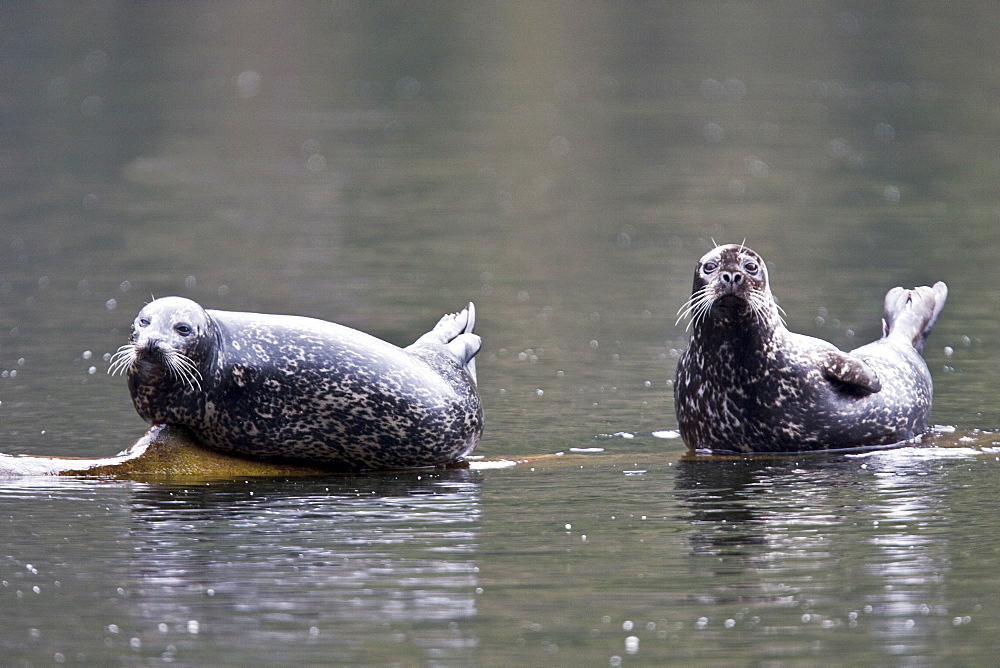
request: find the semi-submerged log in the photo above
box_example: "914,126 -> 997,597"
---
0,425 -> 467,478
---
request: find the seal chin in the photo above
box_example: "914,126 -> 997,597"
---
708,294 -> 749,318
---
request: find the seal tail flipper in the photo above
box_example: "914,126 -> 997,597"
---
881,281 -> 947,353
408,302 -> 481,383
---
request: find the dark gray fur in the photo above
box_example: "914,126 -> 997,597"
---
674,244 -> 947,453
119,297 -> 483,470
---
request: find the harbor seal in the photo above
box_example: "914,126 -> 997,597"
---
674,243 -> 947,453
109,297 -> 483,470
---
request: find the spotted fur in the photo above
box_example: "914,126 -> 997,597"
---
674,244 -> 947,453
112,297 -> 483,470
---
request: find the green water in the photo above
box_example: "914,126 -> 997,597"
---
2,1 -> 1000,664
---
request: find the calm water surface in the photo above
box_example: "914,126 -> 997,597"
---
3,2 -> 1000,664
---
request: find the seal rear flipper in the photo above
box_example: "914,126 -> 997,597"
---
447,333 -> 481,384
409,302 -> 476,347
882,282 -> 947,353
822,351 -> 881,395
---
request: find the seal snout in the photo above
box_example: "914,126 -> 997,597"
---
720,270 -> 744,286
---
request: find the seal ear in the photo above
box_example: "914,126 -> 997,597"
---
821,351 -> 882,396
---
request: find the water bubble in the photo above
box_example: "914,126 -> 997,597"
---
81,95 -> 103,117
703,122 -> 725,143
236,70 -> 262,99
625,636 -> 639,654
549,135 -> 571,156
105,298 -> 117,311
535,389 -> 544,396
88,366 -> 97,375
47,77 -> 68,100
119,280 -> 131,292
826,138 -> 849,158
306,154 -> 326,172
622,620 -> 633,631
746,156 -> 769,177
301,138 -> 321,156
699,78 -> 724,101
108,624 -> 120,634
723,78 -> 747,101
944,346 -> 954,357
874,122 -> 895,143
185,275 -> 197,289
186,620 -> 200,634
395,76 -> 423,99
837,10 -> 864,37
883,185 -> 901,204
82,50 -> 109,74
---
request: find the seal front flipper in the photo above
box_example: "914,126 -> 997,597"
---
821,351 -> 881,395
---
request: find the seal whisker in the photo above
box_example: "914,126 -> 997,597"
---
165,351 -> 203,391
676,286 -> 716,330
107,344 -> 138,376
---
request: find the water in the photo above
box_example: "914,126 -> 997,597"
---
2,1 -> 1000,664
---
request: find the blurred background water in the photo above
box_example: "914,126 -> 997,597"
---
3,1 -> 1000,665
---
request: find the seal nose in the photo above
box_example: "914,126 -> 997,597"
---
721,271 -> 743,285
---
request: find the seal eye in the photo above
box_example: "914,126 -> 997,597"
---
744,261 -> 759,275
703,261 -> 719,274
138,317 -> 150,328
175,323 -> 193,337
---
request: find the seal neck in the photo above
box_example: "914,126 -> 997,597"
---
690,306 -> 781,357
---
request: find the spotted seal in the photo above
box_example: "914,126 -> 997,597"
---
109,297 -> 483,470
674,244 -> 947,453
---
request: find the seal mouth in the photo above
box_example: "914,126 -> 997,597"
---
676,285 -> 782,330
108,342 -> 203,391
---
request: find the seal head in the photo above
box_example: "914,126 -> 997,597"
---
674,243 -> 947,453
110,297 -> 484,470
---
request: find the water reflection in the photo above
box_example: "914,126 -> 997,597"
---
0,470 -> 482,664
674,453 -> 953,657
